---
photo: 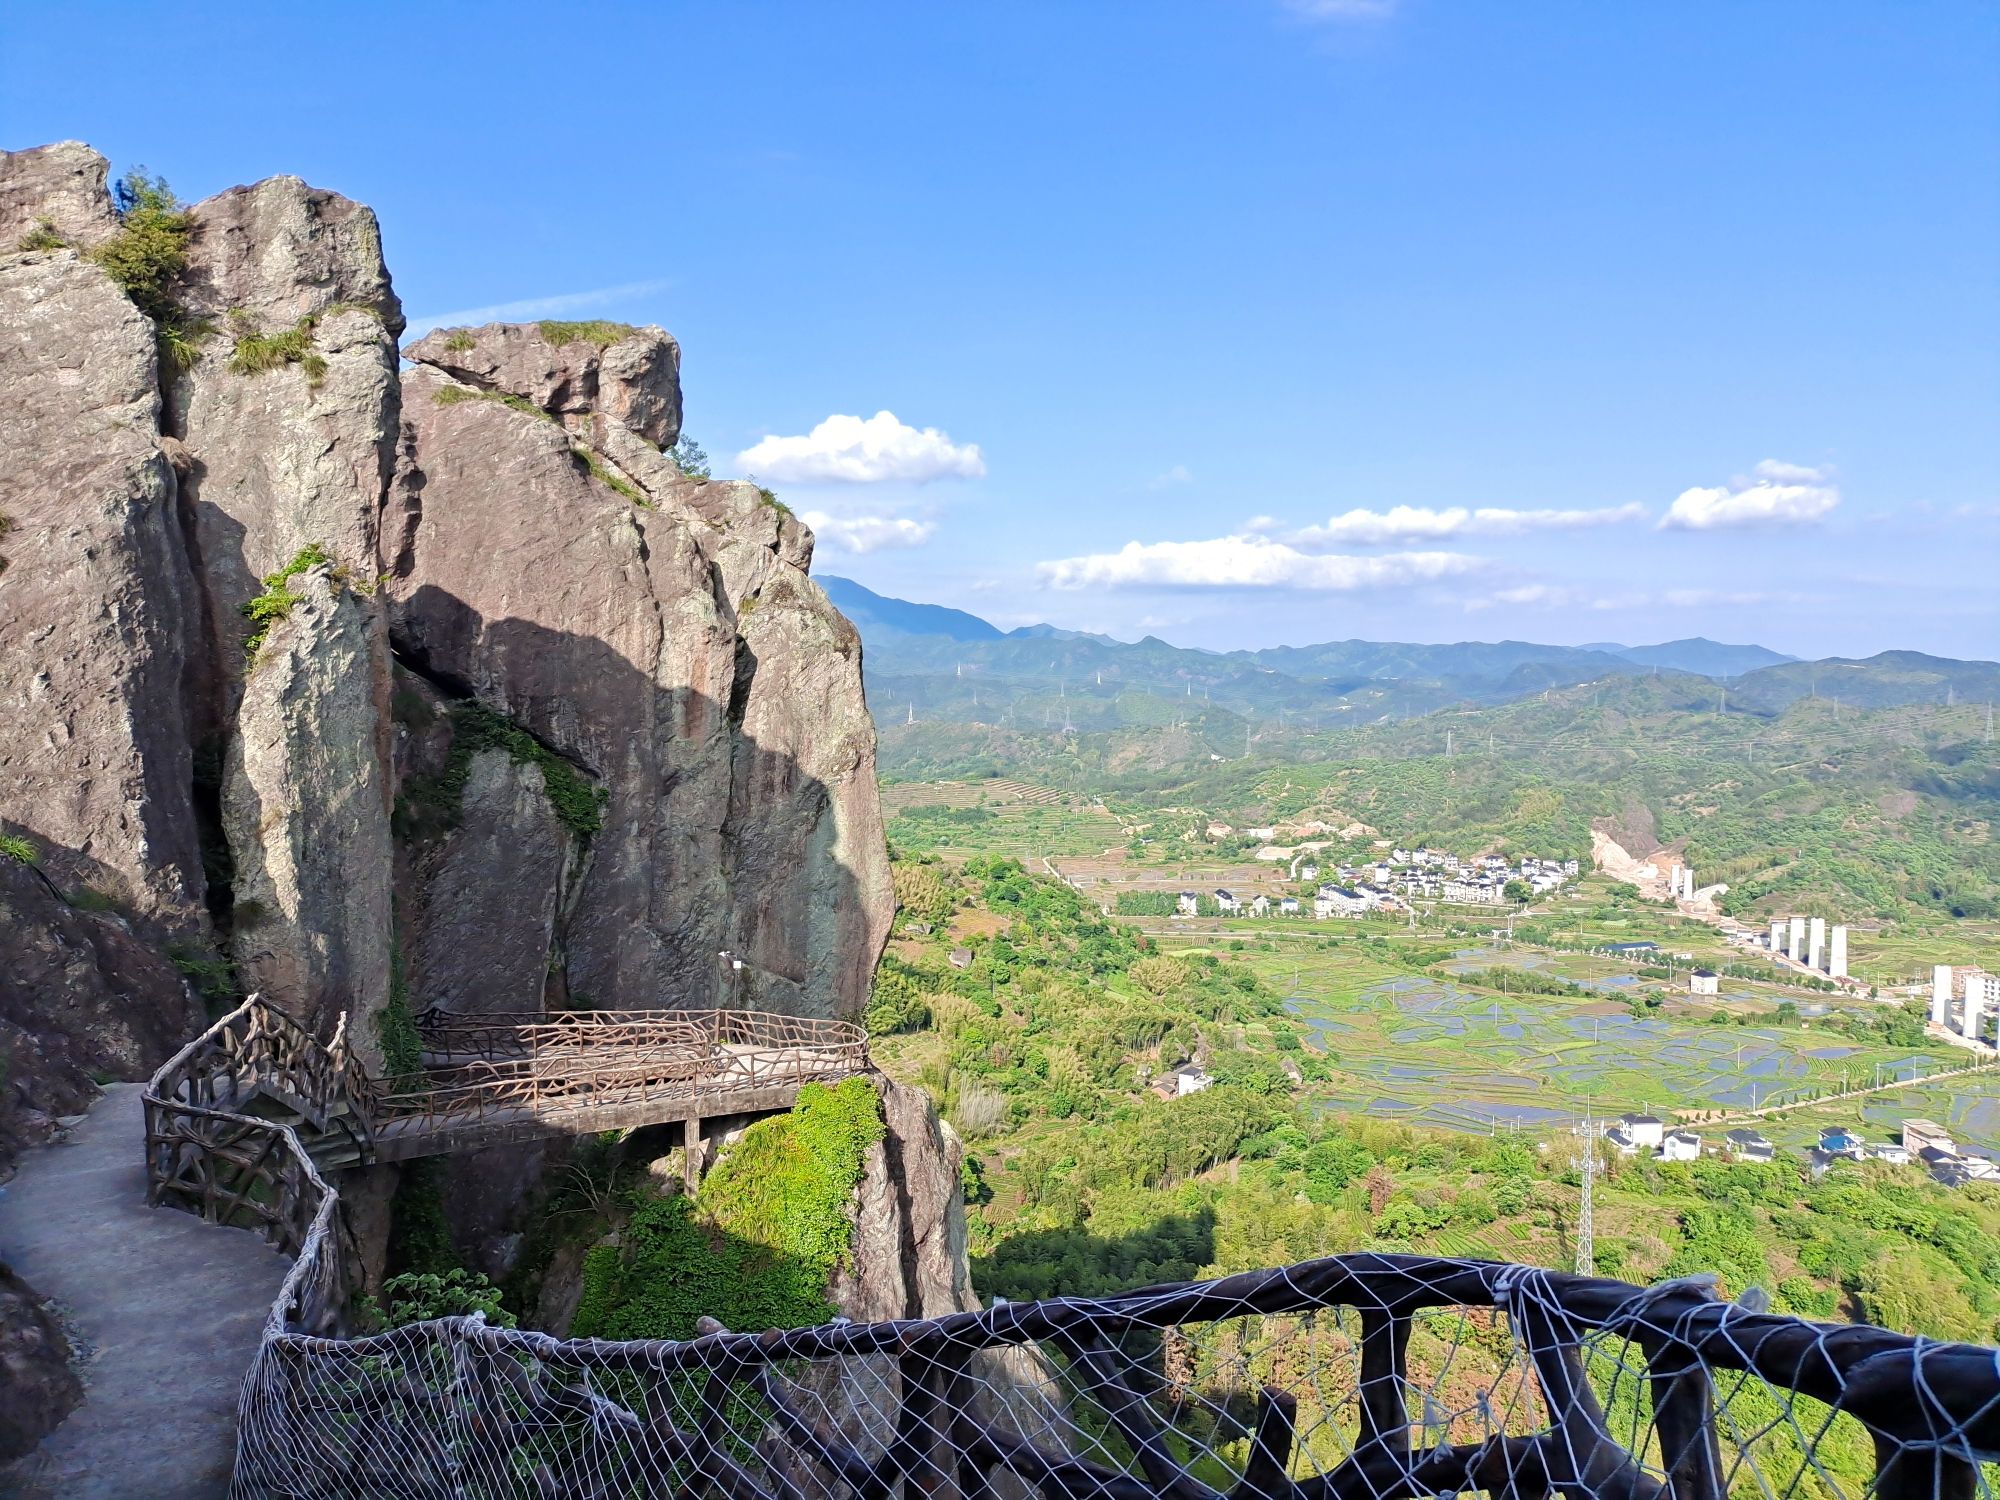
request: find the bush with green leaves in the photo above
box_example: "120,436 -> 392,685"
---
84,170 -> 210,372
570,1078 -> 883,1339
366,1268 -> 516,1330
0,832 -> 37,865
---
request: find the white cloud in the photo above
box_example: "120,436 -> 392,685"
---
1036,533 -> 1481,591
402,280 -> 672,340
1749,459 -> 1827,485
800,511 -> 937,554
1291,503 -> 1645,548
1147,464 -> 1195,489
1660,460 -> 1839,531
737,411 -> 985,485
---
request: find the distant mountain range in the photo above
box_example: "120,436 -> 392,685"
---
824,576 -> 1800,683
818,575 -> 1997,744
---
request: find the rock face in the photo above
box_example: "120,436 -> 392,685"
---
390,353 -> 892,1019
170,178 -> 402,697
224,568 -> 393,1062
0,142 -> 119,250
835,1077 -> 978,1321
0,239 -> 205,933
167,173 -> 401,1056
0,1260 -> 81,1463
404,322 -> 681,447
0,140 -> 912,1355
0,857 -> 197,1171
407,747 -> 575,1017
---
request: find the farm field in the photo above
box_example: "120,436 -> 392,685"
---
1153,932 -> 1969,1138
1750,1069 -> 2000,1156
1839,918 -> 2000,989
882,779 -> 1123,860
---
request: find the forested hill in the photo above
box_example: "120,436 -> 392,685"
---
877,681 -> 2000,922
829,578 -> 1989,739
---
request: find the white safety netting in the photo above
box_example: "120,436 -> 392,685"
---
229,1254 -> 2000,1500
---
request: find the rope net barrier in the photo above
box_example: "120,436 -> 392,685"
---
151,999 -> 2000,1498
232,1252 -> 2000,1499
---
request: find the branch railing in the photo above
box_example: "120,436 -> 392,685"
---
230,1252 -> 2000,1500
362,1006 -> 870,1136
142,996 -> 359,1337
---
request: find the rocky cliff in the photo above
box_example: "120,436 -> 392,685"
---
0,140 -> 946,1352
2,141 -> 890,1117
0,142 -> 1017,1482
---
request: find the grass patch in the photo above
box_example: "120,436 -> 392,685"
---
378,935 -> 423,1075
229,311 -> 327,387
0,832 -> 36,864
537,319 -> 635,349
16,217 -> 65,252
241,542 -> 334,657
443,329 -> 476,352
431,383 -> 554,423
572,445 -> 648,506
756,485 -> 792,518
68,885 -> 119,914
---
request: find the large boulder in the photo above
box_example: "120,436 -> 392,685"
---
224,567 -> 392,1062
404,322 -> 681,447
0,238 -> 206,933
0,1261 -> 81,1464
0,142 -> 118,250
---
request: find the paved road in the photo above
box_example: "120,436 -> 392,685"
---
0,1085 -> 285,1499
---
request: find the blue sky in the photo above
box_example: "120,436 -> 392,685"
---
6,1 -> 1996,658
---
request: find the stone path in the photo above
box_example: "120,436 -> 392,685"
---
0,1084 -> 286,1499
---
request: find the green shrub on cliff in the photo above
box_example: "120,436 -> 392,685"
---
397,701 -> 607,843
569,1077 -> 884,1339
240,542 -> 334,656
85,170 -> 210,372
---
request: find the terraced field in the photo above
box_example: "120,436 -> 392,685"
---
1160,934 -> 1970,1138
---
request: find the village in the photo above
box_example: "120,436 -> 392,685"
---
1171,846 -> 1581,920
1595,1111 -> 1995,1191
